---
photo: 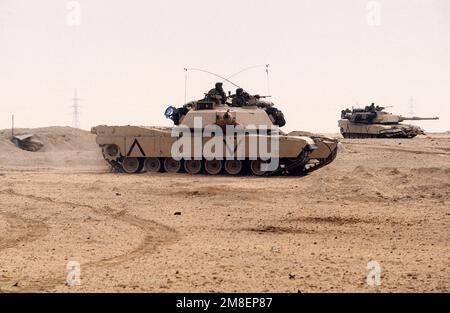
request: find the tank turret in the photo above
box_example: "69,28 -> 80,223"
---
165,92 -> 286,129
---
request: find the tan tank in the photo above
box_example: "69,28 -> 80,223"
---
91,85 -> 339,175
338,104 -> 439,138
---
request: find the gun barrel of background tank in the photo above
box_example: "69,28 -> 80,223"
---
399,116 -> 439,121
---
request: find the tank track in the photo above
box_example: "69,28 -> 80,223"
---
106,145 -> 339,176
301,148 -> 338,174
342,132 -> 418,139
107,153 -> 313,176
265,150 -> 310,176
295,134 -> 339,175
106,159 -> 125,173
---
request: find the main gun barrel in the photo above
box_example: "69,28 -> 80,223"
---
399,116 -> 439,121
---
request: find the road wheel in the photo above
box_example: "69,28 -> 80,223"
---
103,144 -> 119,157
224,160 -> 243,175
144,158 -> 161,173
164,158 -> 182,173
250,159 -> 267,176
184,160 -> 202,175
204,160 -> 222,175
122,157 -> 141,174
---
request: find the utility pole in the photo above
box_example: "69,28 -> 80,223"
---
11,114 -> 14,137
72,89 -> 80,128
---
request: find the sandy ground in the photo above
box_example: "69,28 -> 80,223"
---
0,127 -> 449,292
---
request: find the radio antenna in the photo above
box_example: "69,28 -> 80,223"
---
222,64 -> 266,82
265,64 -> 271,96
184,68 -> 188,104
184,68 -> 242,89
184,65 -> 272,101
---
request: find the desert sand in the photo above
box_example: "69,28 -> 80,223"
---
0,127 -> 449,292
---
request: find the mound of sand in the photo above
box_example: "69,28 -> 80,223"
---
0,127 -> 105,170
0,127 -> 97,152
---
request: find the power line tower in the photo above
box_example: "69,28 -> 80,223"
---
71,89 -> 81,128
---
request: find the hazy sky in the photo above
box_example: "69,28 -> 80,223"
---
0,0 -> 449,132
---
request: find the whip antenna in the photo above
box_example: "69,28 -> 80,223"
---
185,68 -> 242,89
184,68 -> 188,104
223,64 -> 266,82
266,64 -> 271,96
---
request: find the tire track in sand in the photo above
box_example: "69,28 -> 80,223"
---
0,189 -> 179,292
0,212 -> 49,251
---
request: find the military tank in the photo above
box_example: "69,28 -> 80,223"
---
91,83 -> 339,176
338,103 -> 439,138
